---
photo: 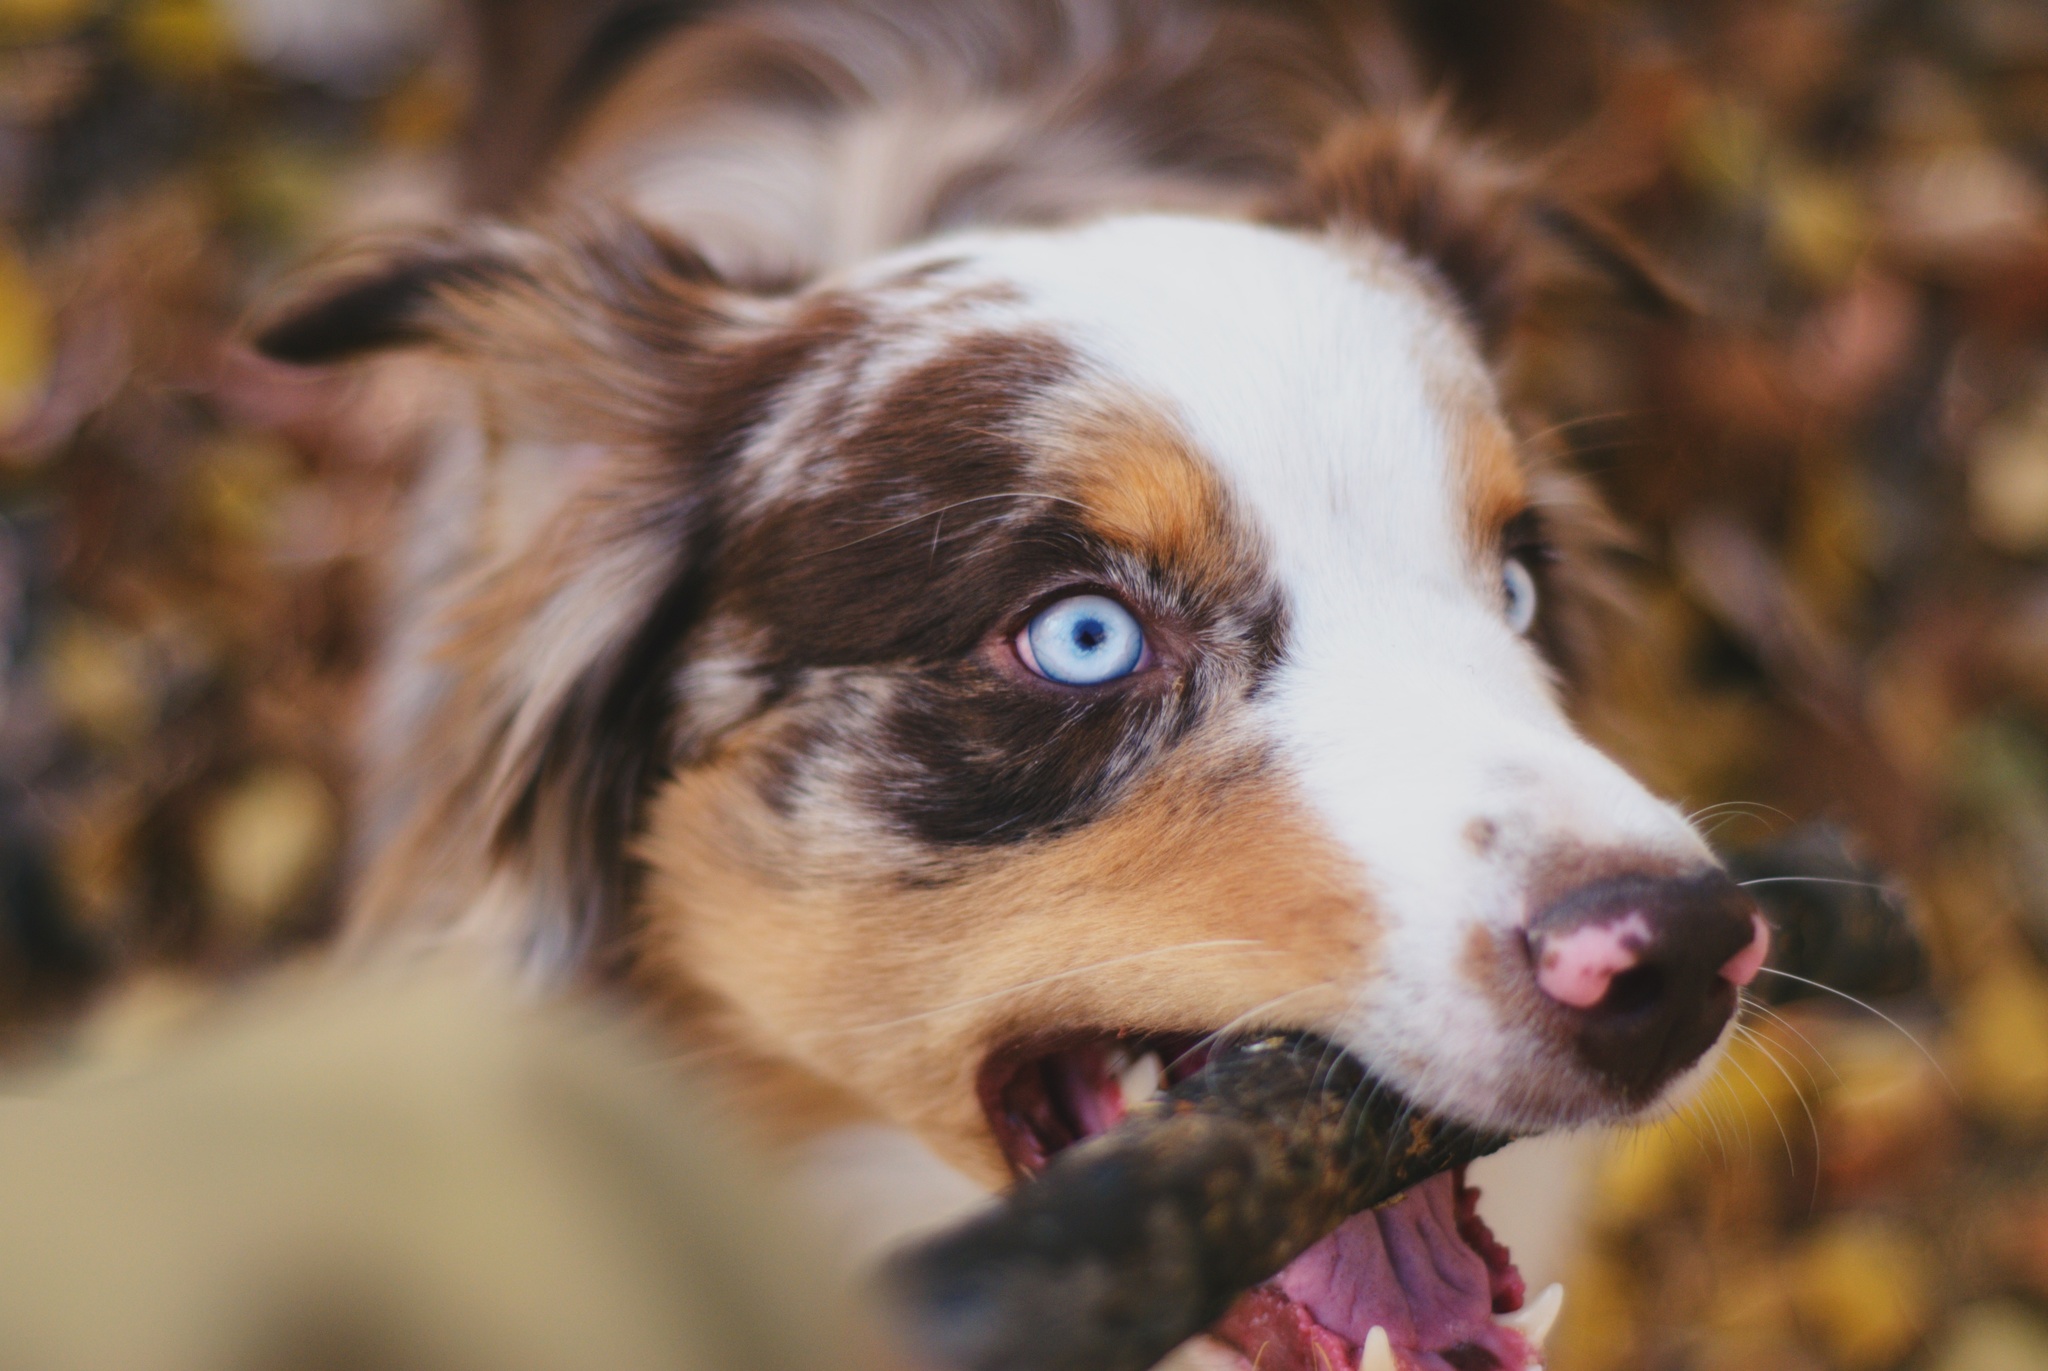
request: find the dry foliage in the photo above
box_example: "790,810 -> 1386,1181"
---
2,2 -> 2047,1368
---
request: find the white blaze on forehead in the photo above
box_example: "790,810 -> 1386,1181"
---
863,214 -> 1491,603
857,215 -> 1709,1121
858,214 -> 1532,693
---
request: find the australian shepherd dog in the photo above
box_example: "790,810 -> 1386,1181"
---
254,4 -> 1769,1369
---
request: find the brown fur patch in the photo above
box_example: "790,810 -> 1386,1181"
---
1270,113 -> 1529,353
1269,112 -> 1690,357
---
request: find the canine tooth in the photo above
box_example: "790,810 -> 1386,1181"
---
1358,1325 -> 1396,1371
1118,1051 -> 1165,1105
1497,1283 -> 1564,1351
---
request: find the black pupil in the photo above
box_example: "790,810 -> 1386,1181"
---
1074,618 -> 1107,651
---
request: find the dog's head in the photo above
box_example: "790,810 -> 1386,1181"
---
259,119 -> 1763,1191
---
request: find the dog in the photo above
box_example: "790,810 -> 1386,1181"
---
253,4 -> 1770,1368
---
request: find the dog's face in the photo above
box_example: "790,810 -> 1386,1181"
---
261,132 -> 1763,1195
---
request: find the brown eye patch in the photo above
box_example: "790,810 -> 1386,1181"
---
713,330 -> 1084,667
695,325 -> 1286,850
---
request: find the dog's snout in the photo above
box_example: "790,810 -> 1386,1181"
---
1527,872 -> 1768,1098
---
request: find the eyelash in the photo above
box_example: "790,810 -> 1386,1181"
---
1501,510 -> 1552,566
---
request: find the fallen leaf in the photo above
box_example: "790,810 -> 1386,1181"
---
195,765 -> 337,936
1787,1216 -> 1932,1369
1947,961 -> 2048,1132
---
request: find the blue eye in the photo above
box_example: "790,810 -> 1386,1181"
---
1503,556 -> 1538,636
1019,595 -> 1146,685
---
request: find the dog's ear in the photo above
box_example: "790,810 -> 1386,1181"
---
254,214 -> 781,976
249,238 -> 511,364
1268,114 -> 1692,355
249,213 -> 757,436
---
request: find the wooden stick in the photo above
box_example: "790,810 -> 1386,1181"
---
887,1035 -> 1512,1371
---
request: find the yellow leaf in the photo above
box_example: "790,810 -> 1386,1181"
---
0,235 -> 49,432
0,0 -> 100,42
1678,97 -> 1768,200
1788,1217 -> 1931,1369
1770,164 -> 1874,288
43,617 -> 151,746
124,0 -> 234,81
196,766 -> 338,935
1948,964 -> 2048,1131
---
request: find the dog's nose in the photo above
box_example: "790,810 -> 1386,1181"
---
1527,871 -> 1768,1096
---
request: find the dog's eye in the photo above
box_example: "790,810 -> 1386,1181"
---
1503,556 -> 1539,636
1017,595 -> 1146,685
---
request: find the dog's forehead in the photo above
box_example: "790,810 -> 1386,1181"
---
849,214 -> 1517,592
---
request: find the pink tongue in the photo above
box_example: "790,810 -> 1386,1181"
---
1272,1174 -> 1531,1371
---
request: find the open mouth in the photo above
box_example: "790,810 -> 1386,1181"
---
980,1036 -> 1561,1371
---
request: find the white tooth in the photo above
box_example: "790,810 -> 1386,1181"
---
1496,1283 -> 1564,1351
1358,1325 -> 1396,1371
1117,1051 -> 1164,1105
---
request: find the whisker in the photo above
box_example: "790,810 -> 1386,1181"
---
1519,408 -> 1651,447
1665,1110 -> 1716,1166
1750,966 -> 1957,1098
1711,1066 -> 1755,1163
1734,1020 -> 1826,1209
1646,1096 -> 1716,1167
1742,998 -> 1841,1087
1685,799 -> 1794,825
1701,814 -> 1756,843
1343,1075 -> 1390,1146
1685,1071 -> 1736,1166
1167,983 -> 1342,1077
1726,1024 -> 1800,1179
1736,875 -> 1892,893
807,490 -> 1090,559
798,939 -> 1278,1040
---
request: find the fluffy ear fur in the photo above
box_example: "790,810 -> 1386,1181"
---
1269,113 -> 1691,354
250,213 -> 752,433
251,213 -> 776,975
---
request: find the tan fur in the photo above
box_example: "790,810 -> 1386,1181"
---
634,715 -> 1370,1184
1457,416 -> 1531,554
1047,406 -> 1246,581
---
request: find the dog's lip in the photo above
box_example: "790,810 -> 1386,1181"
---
976,1035 -> 1550,1371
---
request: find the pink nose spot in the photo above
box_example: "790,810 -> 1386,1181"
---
1719,913 -> 1771,988
1535,912 -> 1652,1009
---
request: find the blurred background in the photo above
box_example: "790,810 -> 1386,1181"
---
1,1 -> 2046,1368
